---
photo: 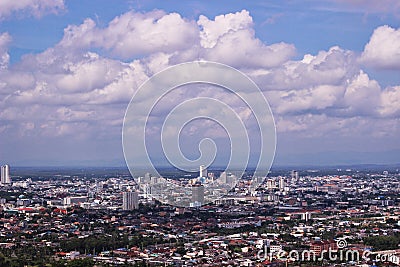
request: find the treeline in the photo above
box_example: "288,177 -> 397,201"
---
60,233 -> 166,253
364,234 -> 400,251
0,252 -> 94,267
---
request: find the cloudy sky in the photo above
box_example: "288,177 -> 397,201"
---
0,0 -> 399,167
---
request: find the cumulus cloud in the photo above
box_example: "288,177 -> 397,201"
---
0,0 -> 65,20
271,84 -> 345,115
1,48 -> 141,142
275,113 -> 399,143
252,46 -> 358,91
55,52 -> 127,93
0,32 -> 11,69
56,9 -> 296,67
198,10 -> 254,49
198,10 -> 296,68
257,46 -> 398,121
251,46 -> 358,116
360,25 -> 400,69
379,86 -> 400,117
342,70 -> 381,116
1,8 -> 400,163
59,10 -> 199,59
265,70 -> 382,118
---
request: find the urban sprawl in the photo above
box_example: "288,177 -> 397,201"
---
0,164 -> 399,266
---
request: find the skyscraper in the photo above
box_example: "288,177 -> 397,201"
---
199,165 -> 207,178
291,170 -> 299,182
191,184 -> 204,207
278,176 -> 286,191
122,191 -> 139,210
226,174 -> 237,187
266,178 -> 276,190
219,171 -> 227,184
144,172 -> 151,183
1,165 -> 11,185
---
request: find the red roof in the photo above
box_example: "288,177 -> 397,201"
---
53,208 -> 68,214
18,207 -> 34,212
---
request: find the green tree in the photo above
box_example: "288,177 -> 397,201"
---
364,235 -> 400,250
66,258 -> 94,267
0,252 -> 8,267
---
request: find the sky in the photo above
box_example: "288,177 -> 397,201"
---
0,0 -> 399,167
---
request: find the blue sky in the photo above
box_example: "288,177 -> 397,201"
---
0,0 -> 399,167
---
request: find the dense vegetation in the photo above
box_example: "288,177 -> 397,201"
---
364,234 -> 400,251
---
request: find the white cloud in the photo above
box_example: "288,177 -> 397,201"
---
56,107 -> 94,122
360,25 -> 400,69
252,46 -> 358,91
55,52 -> 126,93
0,9 -> 399,158
379,86 -> 400,117
198,10 -> 254,49
0,32 -> 11,69
342,70 -> 381,116
59,18 -> 97,51
257,46 -> 399,122
276,114 -> 400,142
271,84 -> 345,115
85,59 -> 149,105
251,46 -> 357,117
198,10 -> 296,68
59,11 -> 199,59
275,114 -> 355,137
0,0 -> 65,20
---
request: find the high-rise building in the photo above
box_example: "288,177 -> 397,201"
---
142,184 -> 152,199
1,165 -> 11,185
95,180 -> 103,193
291,170 -> 299,182
191,184 -> 204,207
122,191 -> 139,210
278,176 -> 286,190
226,174 -> 237,187
199,165 -> 207,178
144,173 -> 151,183
63,196 -> 88,206
219,171 -> 227,184
266,179 -> 276,190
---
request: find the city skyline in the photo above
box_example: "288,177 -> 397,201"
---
0,165 -> 397,266
0,0 -> 399,167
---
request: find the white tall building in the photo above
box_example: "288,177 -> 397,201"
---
266,179 -> 276,190
1,165 -> 11,184
63,196 -> 88,206
122,191 -> 139,210
199,165 -> 207,178
144,173 -> 151,183
142,184 -> 152,198
191,184 -> 204,207
219,171 -> 227,184
278,176 -> 286,191
291,170 -> 299,182
226,174 -> 237,187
